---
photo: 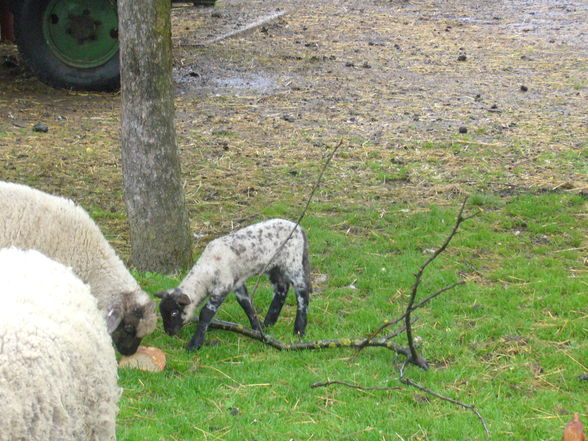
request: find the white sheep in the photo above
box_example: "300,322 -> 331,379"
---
0,181 -> 156,355
0,247 -> 120,441
156,218 -> 312,351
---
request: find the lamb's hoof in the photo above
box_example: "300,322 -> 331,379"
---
262,319 -> 276,329
186,341 -> 202,351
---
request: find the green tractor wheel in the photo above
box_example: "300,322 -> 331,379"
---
14,0 -> 120,90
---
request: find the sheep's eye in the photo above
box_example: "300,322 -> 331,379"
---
171,311 -> 180,318
124,324 -> 135,334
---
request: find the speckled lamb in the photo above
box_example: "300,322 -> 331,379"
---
0,247 -> 120,441
156,218 -> 312,351
0,181 -> 156,355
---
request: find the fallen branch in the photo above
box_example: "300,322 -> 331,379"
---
310,200 -> 488,436
201,317 -> 411,356
399,361 -> 490,439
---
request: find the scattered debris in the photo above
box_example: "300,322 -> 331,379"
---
32,123 -> 48,133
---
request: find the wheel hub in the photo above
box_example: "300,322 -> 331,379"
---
43,0 -> 118,68
67,12 -> 98,43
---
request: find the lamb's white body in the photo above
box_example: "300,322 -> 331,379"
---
180,218 -> 311,319
158,218 -> 312,350
0,248 -> 120,441
0,181 -> 156,354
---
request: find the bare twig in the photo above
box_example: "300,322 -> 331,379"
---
311,380 -> 402,391
404,197 -> 471,370
353,199 -> 475,363
198,314 -> 416,354
399,361 -> 490,439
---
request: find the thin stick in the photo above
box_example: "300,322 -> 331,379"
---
247,139 -> 343,340
250,139 -> 343,295
311,380 -> 402,391
399,361 -> 490,439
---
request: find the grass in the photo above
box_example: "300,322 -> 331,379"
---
121,192 -> 587,441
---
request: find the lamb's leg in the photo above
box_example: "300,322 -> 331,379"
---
234,284 -> 262,331
264,270 -> 290,328
187,293 -> 226,351
293,285 -> 310,337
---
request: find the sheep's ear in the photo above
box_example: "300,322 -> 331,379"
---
177,293 -> 191,306
105,308 -> 122,334
153,290 -> 167,299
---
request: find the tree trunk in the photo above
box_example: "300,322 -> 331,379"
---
118,0 -> 193,273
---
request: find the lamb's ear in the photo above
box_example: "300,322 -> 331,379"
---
153,290 -> 167,299
105,308 -> 123,334
177,293 -> 191,306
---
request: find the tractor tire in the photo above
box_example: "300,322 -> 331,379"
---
14,0 -> 120,91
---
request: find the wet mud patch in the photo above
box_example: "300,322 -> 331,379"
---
410,0 -> 588,47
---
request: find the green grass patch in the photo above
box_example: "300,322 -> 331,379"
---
89,205 -> 127,220
119,193 -> 587,441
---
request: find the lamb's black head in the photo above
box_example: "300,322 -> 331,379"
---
155,288 -> 191,336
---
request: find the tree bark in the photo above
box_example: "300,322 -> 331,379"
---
118,0 -> 193,273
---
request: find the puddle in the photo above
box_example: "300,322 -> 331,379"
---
174,66 -> 278,97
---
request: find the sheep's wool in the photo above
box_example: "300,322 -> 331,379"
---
0,248 -> 119,441
0,181 -> 156,339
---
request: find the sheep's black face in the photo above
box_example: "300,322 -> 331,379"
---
112,323 -> 141,355
111,320 -> 142,355
109,307 -> 146,355
158,290 -> 188,336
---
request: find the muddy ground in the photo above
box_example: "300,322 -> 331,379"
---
0,0 -> 586,256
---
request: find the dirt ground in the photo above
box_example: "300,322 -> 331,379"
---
0,0 -> 586,255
